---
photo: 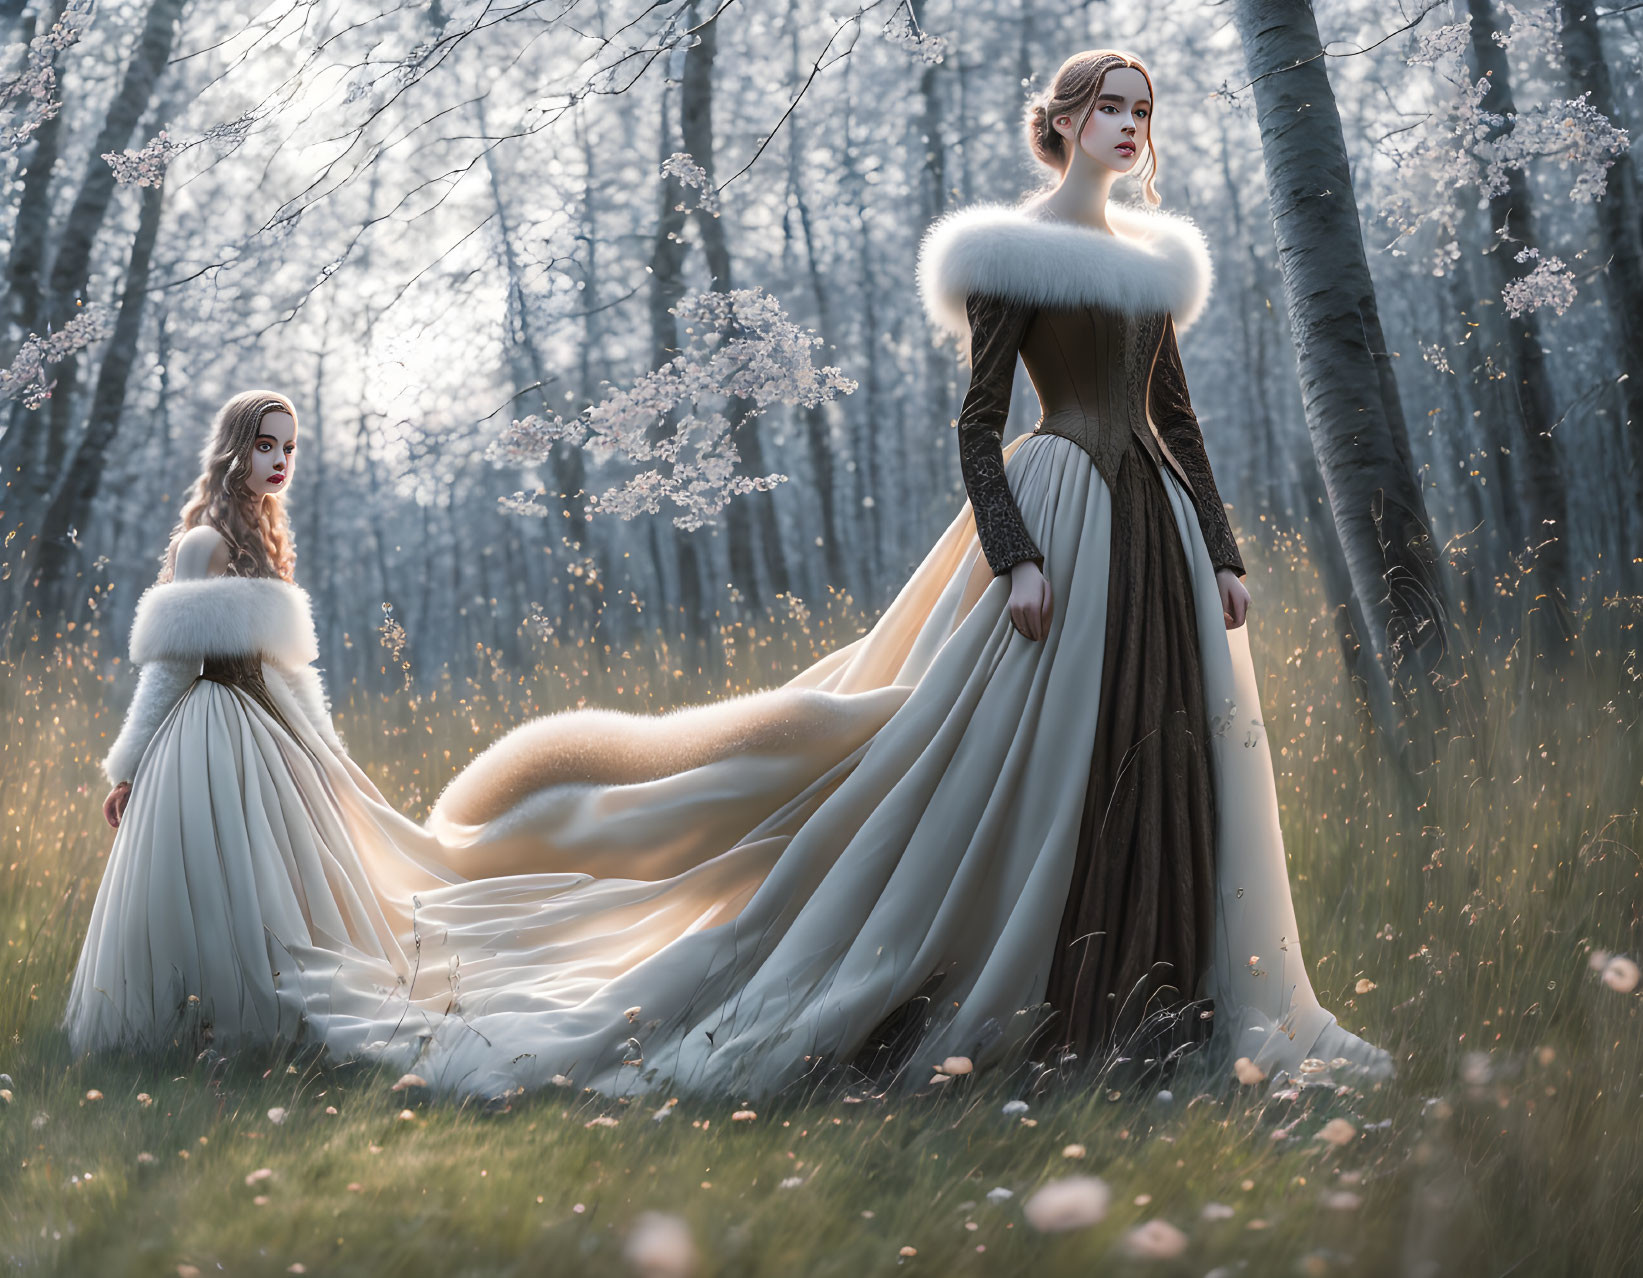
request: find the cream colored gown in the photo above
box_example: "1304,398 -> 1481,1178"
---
66,202 -> 1393,1102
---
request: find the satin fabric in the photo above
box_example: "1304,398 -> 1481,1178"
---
66,429 -> 1391,1099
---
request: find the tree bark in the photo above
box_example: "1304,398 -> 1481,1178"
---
1461,0 -> 1575,655
1232,0 -> 1458,747
31,177 -> 166,620
1557,0 -> 1643,589
650,80 -> 707,639
38,0 -> 188,489
680,1 -> 792,602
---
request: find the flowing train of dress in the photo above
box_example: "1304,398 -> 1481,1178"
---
67,424 -> 1392,1101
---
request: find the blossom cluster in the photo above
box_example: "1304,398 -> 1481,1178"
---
0,306 -> 113,408
103,131 -> 176,187
489,286 -> 857,531
660,151 -> 719,216
0,0 -> 94,155
1490,2 -> 1558,57
1501,246 -> 1576,317
882,2 -> 946,64
1382,10 -> 1628,299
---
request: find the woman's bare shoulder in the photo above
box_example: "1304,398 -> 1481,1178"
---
173,525 -> 232,580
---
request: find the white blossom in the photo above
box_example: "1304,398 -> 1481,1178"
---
0,306 -> 113,408
1501,246 -> 1576,317
490,287 -> 854,532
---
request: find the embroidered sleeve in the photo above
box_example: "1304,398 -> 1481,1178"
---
957,291 -> 1044,577
1149,314 -> 1246,577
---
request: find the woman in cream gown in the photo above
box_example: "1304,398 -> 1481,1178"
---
68,147 -> 1394,1104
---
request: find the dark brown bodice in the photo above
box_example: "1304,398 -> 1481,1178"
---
1019,305 -> 1195,500
199,650 -> 300,738
953,291 -> 1245,580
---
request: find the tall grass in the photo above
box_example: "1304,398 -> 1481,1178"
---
2,534 -> 1640,1276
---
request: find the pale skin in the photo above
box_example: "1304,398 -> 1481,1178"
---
103,412 -> 298,829
1004,65 -> 1252,643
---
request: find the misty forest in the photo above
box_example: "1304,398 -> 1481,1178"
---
3,0 -> 1642,1274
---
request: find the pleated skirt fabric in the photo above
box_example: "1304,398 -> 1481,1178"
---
66,430 -> 1391,1099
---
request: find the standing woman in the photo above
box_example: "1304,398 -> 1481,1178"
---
67,391 -> 455,1057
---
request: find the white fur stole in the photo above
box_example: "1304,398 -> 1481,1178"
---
128,577 -> 319,666
917,196 -> 1214,358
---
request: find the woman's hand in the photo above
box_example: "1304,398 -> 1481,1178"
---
1007,560 -> 1053,641
103,781 -> 131,830
1217,568 -> 1250,630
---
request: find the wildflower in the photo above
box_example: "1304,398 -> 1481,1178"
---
985,1187 -> 1013,1204
1355,979 -> 1377,994
136,1152 -> 156,1166
1001,1100 -> 1029,1117
1233,1057 -> 1265,1086
779,1176 -> 804,1189
1122,1220 -> 1188,1259
936,1055 -> 972,1076
245,1168 -> 273,1187
551,1074 -> 574,1087
1601,955 -> 1639,993
1316,1118 -> 1357,1147
1022,1176 -> 1111,1232
898,1245 -> 917,1257
623,1211 -> 698,1278
390,1074 -> 428,1092
397,1109 -> 416,1121
266,1107 -> 288,1125
136,1093 -> 153,1107
1062,1144 -> 1086,1159
731,1109 -> 756,1121
84,1089 -> 103,1102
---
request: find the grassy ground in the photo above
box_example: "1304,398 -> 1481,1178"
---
3,539 -> 1641,1276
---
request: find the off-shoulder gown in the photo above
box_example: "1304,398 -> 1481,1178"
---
67,215 -> 1392,1102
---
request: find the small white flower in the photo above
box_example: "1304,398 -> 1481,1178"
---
1001,1100 -> 1029,1116
985,1186 -> 1014,1204
1022,1176 -> 1111,1233
1122,1219 -> 1188,1259
622,1210 -> 697,1278
266,1107 -> 288,1125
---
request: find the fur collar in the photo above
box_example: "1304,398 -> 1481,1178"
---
128,576 -> 319,666
917,196 -> 1214,354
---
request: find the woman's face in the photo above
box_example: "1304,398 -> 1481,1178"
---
1056,66 -> 1150,176
247,410 -> 297,499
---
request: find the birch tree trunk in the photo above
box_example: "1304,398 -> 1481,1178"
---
1557,0 -> 1643,589
1231,0 -> 1457,742
32,177 -> 166,620
1460,0 -> 1575,657
680,2 -> 793,602
649,80 -> 708,641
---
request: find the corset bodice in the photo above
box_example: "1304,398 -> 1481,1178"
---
199,650 -> 299,738
1017,304 -> 1195,499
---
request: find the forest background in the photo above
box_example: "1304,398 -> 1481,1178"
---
2,0 -> 1642,1274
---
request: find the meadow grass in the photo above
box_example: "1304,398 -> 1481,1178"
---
2,536 -> 1641,1277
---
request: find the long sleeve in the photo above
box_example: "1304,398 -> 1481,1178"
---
103,655 -> 200,786
957,291 -> 1044,578
1149,314 -> 1246,578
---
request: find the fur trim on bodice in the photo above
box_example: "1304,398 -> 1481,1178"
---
917,196 -> 1214,351
128,577 -> 319,667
